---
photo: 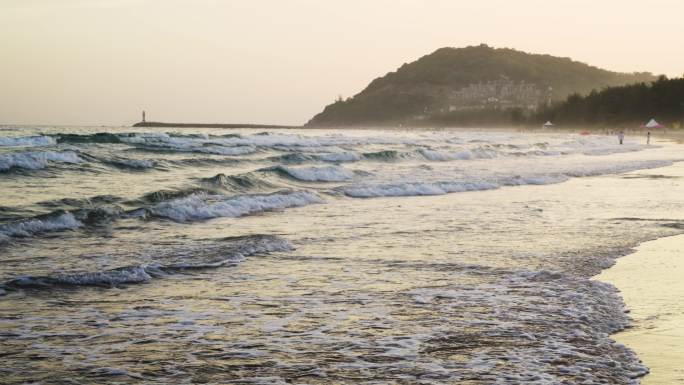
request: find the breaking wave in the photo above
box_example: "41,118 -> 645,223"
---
0,135 -> 56,147
0,205 -> 126,243
344,181 -> 500,198
264,165 -> 354,182
200,173 -> 276,192
0,150 -> 82,172
316,152 -> 361,163
148,191 -> 323,222
343,160 -> 673,198
1,235 -> 293,293
362,150 -> 410,161
189,145 -> 257,156
54,132 -> 126,144
0,211 -> 83,241
268,152 -> 362,164
102,157 -> 156,170
418,148 -> 498,161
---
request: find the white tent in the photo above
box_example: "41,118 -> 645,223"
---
543,121 -> 554,127
644,118 -> 663,128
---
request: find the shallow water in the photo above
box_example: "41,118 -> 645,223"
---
1,126 -> 684,384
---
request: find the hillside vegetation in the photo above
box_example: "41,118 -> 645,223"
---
307,44 -> 655,127
536,76 -> 684,128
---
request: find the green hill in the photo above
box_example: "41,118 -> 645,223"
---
306,44 -> 655,127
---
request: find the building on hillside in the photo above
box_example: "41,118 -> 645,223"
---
445,76 -> 551,112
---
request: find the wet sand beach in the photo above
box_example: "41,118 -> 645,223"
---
597,228 -> 684,384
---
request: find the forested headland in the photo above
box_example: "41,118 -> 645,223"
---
306,44 -> 657,128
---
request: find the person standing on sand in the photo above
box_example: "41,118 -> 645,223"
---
647,131 -> 651,145
618,130 -> 625,145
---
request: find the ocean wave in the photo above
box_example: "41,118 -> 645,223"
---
264,165 -> 354,182
0,150 -> 82,171
148,191 -> 323,222
420,146 -> 565,161
102,157 -> 156,170
562,159 -> 673,177
343,159 -> 674,198
267,153 -> 316,164
55,132 -> 125,144
138,188 -> 209,204
172,157 -> 241,167
0,205 -> 126,243
419,149 -> 478,161
267,152 -> 361,164
201,173 -> 276,192
0,135 -> 56,147
37,195 -> 123,209
73,206 -> 124,225
410,267 -> 648,382
0,211 -> 83,240
362,150 -> 411,161
344,181 -> 499,198
190,145 -> 257,156
1,235 -> 293,293
119,133 -> 261,156
316,152 -> 361,162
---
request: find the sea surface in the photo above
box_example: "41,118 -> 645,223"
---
1,126 -> 684,384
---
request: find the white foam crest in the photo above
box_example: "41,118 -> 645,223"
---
0,212 -> 83,240
53,266 -> 153,286
562,159 -> 672,177
419,149 -> 474,161
193,146 -> 256,156
220,132 -> 410,148
121,134 -> 258,156
554,136 -> 651,157
272,145 -> 345,153
2,235 -> 294,291
316,152 -> 361,162
166,237 -> 294,268
149,191 -> 323,222
279,165 -> 354,182
499,174 -> 569,186
0,150 -> 82,171
123,131 -> 427,151
344,181 -> 499,198
0,135 -> 56,147
343,159 -> 671,198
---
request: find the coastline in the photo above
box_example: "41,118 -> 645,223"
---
596,234 -> 684,384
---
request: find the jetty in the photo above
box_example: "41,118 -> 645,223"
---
132,121 -> 300,129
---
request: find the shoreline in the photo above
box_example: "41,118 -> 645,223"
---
595,234 -> 684,384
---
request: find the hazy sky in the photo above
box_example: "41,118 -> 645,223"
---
2,0 -> 683,126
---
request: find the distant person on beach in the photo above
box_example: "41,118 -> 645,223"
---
618,131 -> 625,145
647,131 -> 651,145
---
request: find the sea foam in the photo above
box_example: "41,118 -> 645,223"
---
269,165 -> 354,182
0,135 -> 56,147
344,181 -> 499,198
0,212 -> 83,240
1,235 -> 293,292
0,151 -> 82,171
149,191 -> 323,222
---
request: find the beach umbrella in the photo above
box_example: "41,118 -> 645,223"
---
643,118 -> 664,129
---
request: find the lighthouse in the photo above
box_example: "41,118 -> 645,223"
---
142,110 -> 146,122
